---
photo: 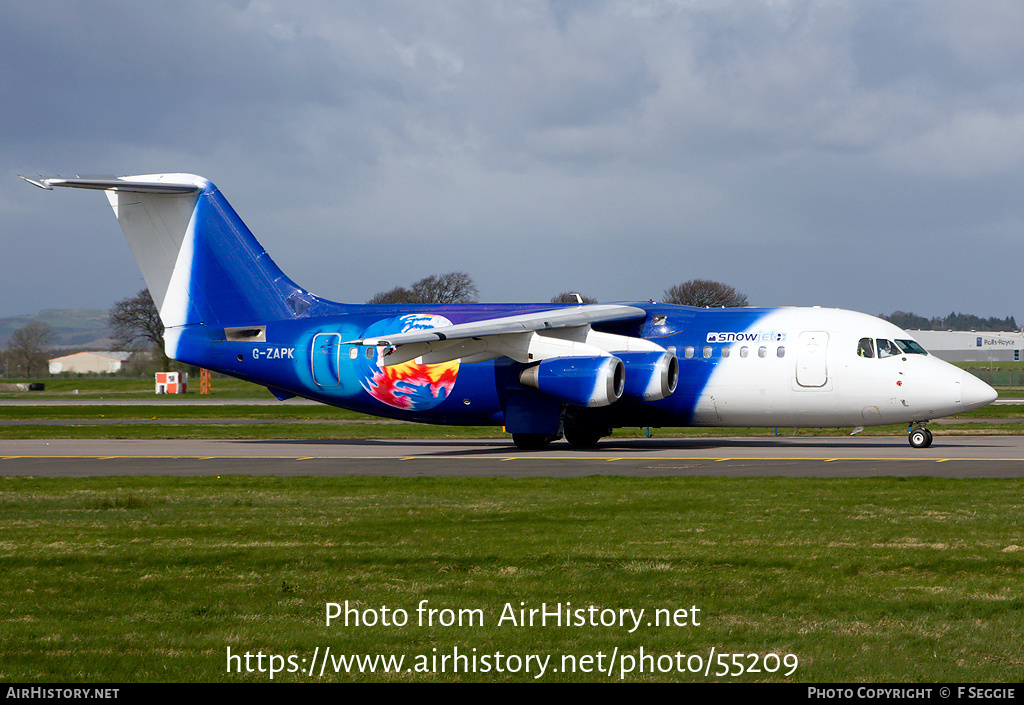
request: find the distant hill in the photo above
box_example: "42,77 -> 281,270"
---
0,309 -> 114,350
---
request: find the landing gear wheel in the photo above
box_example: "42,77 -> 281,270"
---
512,433 -> 554,450
564,425 -> 603,449
909,427 -> 933,449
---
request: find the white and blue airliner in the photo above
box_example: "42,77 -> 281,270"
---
23,174 -> 997,449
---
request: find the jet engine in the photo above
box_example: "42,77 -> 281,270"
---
618,350 -> 679,401
519,356 -> 624,407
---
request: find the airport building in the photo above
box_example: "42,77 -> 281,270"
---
48,351 -> 133,375
910,330 -> 1024,363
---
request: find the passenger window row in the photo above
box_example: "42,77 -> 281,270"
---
682,345 -> 786,359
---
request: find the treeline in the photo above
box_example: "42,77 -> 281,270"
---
879,311 -> 1019,332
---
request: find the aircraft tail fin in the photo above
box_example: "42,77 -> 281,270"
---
23,174 -> 316,335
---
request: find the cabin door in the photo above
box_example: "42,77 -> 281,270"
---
311,333 -> 342,387
795,331 -> 829,388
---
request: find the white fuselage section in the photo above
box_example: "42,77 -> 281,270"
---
686,308 -> 994,428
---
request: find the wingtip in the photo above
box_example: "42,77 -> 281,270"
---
17,175 -> 53,190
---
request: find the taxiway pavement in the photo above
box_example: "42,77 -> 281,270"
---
2,436 -> 1023,478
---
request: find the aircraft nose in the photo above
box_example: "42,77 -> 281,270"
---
961,371 -> 998,411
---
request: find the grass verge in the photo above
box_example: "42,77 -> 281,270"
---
0,403 -> 1020,441
2,475 -> 1022,682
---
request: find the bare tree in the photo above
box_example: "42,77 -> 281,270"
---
367,286 -> 417,304
6,321 -> 56,377
410,272 -> 479,304
663,279 -> 748,308
550,292 -> 597,304
109,289 -> 168,368
368,272 -> 479,305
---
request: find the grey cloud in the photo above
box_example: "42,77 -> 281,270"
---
2,0 -> 1022,322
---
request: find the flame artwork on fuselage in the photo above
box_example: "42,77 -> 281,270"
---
356,314 -> 459,410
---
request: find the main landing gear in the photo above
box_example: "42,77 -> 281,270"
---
563,423 -> 607,450
908,422 -> 933,449
512,433 -> 559,450
511,418 -> 611,451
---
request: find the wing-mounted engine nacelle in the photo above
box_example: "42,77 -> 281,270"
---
519,356 -> 625,408
617,350 -> 679,401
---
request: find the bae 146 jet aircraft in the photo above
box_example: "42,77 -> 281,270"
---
22,173 -> 997,449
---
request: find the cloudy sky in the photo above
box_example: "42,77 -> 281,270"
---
2,1 -> 1022,322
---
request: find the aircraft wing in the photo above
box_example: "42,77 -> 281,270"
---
345,304 -> 651,366
349,304 -> 646,346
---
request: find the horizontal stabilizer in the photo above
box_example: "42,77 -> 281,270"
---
19,174 -> 204,194
24,173 -> 315,362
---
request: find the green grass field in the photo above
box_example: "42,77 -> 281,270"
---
2,475 -> 1023,682
0,375 -> 276,399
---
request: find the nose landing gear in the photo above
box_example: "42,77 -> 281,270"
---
908,423 -> 933,448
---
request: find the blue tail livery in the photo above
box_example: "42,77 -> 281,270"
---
23,173 -> 997,449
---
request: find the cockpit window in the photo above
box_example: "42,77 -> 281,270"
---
876,339 -> 900,358
857,337 -> 875,358
896,339 -> 928,355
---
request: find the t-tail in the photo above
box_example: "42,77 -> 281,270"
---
20,174 -> 321,361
